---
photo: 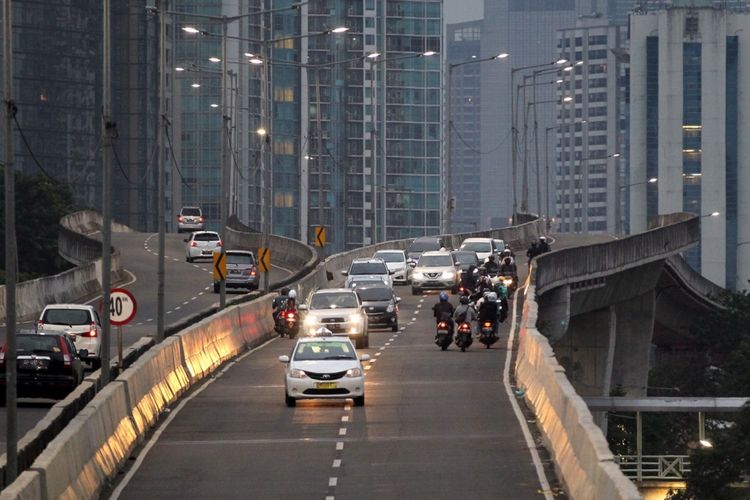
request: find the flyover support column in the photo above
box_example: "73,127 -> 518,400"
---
555,309 -> 613,397
536,284 -> 571,342
610,289 -> 656,397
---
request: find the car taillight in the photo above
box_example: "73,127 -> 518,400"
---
198,217 -> 204,223
245,267 -> 257,276
80,322 -> 98,338
437,321 -> 448,328
59,339 -> 72,367
217,240 -> 223,247
0,348 -> 5,368
287,313 -> 296,321
483,322 -> 492,328
178,215 -> 184,222
191,241 -> 198,247
36,320 -> 44,332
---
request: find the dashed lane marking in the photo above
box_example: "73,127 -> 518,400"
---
336,442 -> 344,450
146,318 -> 153,322
365,365 -> 372,370
379,347 -> 386,351
341,416 -> 349,422
332,459 -> 341,468
375,352 -> 382,357
338,428 -> 347,436
329,478 -> 338,487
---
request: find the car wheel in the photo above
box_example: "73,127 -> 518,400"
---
411,287 -> 421,295
353,395 -> 365,407
186,257 -> 193,263
391,323 -> 398,332
91,358 -> 102,370
285,393 -> 296,407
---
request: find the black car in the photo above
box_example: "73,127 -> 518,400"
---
451,250 -> 480,278
355,285 -> 401,332
406,236 -> 448,263
0,333 -> 86,403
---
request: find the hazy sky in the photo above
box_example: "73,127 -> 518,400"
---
444,0 -> 484,24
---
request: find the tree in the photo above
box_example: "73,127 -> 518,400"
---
0,167 -> 77,282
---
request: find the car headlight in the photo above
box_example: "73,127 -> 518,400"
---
503,278 -> 513,286
413,272 -> 424,280
289,368 -> 307,378
346,367 -> 363,377
304,315 -> 318,327
349,313 -> 364,324
386,303 -> 395,313
442,271 -> 455,279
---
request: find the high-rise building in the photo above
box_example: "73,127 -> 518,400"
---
446,20 -> 483,233
629,1 -> 750,289
306,0 -> 442,252
555,17 -> 627,234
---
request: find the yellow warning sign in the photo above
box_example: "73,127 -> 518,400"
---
258,247 -> 271,273
314,226 -> 327,247
213,251 -> 226,281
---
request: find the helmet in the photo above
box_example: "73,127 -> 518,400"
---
501,249 -> 511,256
288,290 -> 297,299
439,291 -> 449,302
487,292 -> 497,302
539,236 -> 547,241
459,295 -> 469,305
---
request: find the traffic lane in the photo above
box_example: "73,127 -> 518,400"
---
330,291 -> 545,499
0,403 -> 52,451
115,298 -> 425,499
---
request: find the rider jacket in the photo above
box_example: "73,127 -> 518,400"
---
453,304 -> 476,324
478,299 -> 499,324
432,302 -> 455,324
499,263 -> 516,275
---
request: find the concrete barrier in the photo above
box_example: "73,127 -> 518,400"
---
0,471 -> 43,500
29,383 -> 138,500
516,270 -> 642,499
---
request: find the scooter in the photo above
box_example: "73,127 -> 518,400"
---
435,320 -> 453,351
478,320 -> 499,349
454,321 -> 473,352
277,308 -> 299,339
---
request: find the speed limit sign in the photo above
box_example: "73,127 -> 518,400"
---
109,288 -> 137,326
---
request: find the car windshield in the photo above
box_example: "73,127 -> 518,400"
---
461,241 -> 492,253
181,208 -> 201,216
418,255 -> 453,267
493,240 -> 506,251
408,240 -> 439,253
17,335 -> 61,353
194,233 -> 220,242
310,292 -> 359,310
227,253 -> 255,265
42,309 -> 90,326
373,252 -> 404,263
453,253 -> 479,265
357,287 -> 393,301
350,262 -> 387,275
294,341 -> 356,361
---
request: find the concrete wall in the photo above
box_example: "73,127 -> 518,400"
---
0,210 -> 130,324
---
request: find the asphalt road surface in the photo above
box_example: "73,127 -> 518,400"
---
0,231 -> 291,451
110,243 -> 588,500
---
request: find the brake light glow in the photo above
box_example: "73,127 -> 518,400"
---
36,320 -> 44,332
286,313 -> 296,321
198,217 -> 204,223
80,322 -> 98,338
59,338 -> 72,367
178,215 -> 184,222
437,321 -> 448,328
245,267 -> 257,276
217,240 -> 223,247
483,322 -> 492,328
191,241 -> 198,247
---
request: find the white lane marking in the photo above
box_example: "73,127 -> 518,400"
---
338,428 -> 347,436
166,311 -> 172,315
344,405 -> 351,411
341,416 -> 349,422
504,288 -> 554,500
384,342 -> 391,346
417,304 -> 422,308
183,301 -> 189,305
388,338 -> 394,342
379,347 -> 386,351
332,459 -> 341,468
172,258 -> 180,262
191,297 -> 197,301
174,306 -> 181,311
411,317 -> 417,321
329,477 -> 338,487
336,442 -> 344,450
110,337 -> 280,499
146,318 -> 153,322
375,352 -> 382,357
400,327 -> 406,331
365,365 -> 372,371
198,292 -> 204,296
326,497 -> 335,500
204,286 -> 210,290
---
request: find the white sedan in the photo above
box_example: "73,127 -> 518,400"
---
279,334 -> 370,407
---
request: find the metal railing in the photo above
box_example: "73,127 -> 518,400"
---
615,455 -> 691,481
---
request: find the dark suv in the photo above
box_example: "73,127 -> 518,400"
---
0,333 -> 86,403
406,236 -> 448,262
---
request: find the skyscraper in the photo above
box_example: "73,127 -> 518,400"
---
629,1 -> 750,289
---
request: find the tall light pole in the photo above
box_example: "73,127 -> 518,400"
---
3,0 -> 18,483
574,152 -> 619,234
446,51 -> 509,234
101,0 -> 113,384
157,0 -> 167,341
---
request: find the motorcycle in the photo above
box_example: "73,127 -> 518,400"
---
454,321 -> 473,352
435,320 -> 453,351
276,308 -> 299,339
479,320 -> 499,349
499,273 -> 517,295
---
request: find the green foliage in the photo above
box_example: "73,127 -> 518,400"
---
0,167 -> 76,282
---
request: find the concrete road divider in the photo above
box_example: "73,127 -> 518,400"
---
178,308 -> 245,382
0,471 -> 43,500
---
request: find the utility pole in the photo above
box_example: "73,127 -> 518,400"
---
101,0 -> 113,385
533,72 -> 542,216
315,67 -> 324,255
369,58 -> 377,243
219,19 -> 228,309
445,63 -> 453,234
3,0 -> 18,483
156,0 -> 167,341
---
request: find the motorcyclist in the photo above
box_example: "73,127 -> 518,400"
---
453,294 -> 476,333
470,275 -> 494,303
432,291 -> 455,336
499,256 -> 517,275
538,236 -> 551,254
283,289 -> 298,311
478,291 -> 499,333
272,287 -> 290,322
460,264 -> 479,291
526,241 -> 540,261
500,249 -> 515,265
481,254 -> 500,275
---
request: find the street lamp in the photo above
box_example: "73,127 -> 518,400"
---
701,211 -> 721,218
573,152 -> 620,234
445,51 -> 510,233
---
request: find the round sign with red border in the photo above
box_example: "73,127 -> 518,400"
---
109,288 -> 137,326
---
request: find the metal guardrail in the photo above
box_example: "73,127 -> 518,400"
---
615,455 -> 691,481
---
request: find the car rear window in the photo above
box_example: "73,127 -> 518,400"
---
17,335 -> 61,353
453,252 -> 479,265
350,262 -> 387,275
194,233 -> 220,242
357,287 -> 393,301
373,252 -> 404,263
418,255 -> 454,267
227,253 -> 255,265
461,241 -> 492,253
310,292 -> 359,309
181,208 -> 201,216
408,240 -> 439,253
294,341 -> 355,360
42,308 -> 91,326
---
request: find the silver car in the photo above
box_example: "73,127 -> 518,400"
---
342,258 -> 393,288
36,304 -> 103,369
300,289 -> 369,348
213,250 -> 258,292
373,249 -> 410,285
177,206 -> 204,233
185,231 -> 222,262
410,251 -> 459,295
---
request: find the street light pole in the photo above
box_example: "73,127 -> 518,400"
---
3,0 -> 18,483
101,0 -> 113,384
370,58 -> 377,243
218,19 -> 229,308
156,0 -> 167,341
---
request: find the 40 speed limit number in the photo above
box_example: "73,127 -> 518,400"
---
109,288 -> 137,326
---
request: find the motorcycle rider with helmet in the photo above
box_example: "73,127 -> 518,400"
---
272,287 -> 290,323
481,254 -> 500,275
432,291 -> 455,337
478,291 -> 500,333
453,294 -> 476,333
